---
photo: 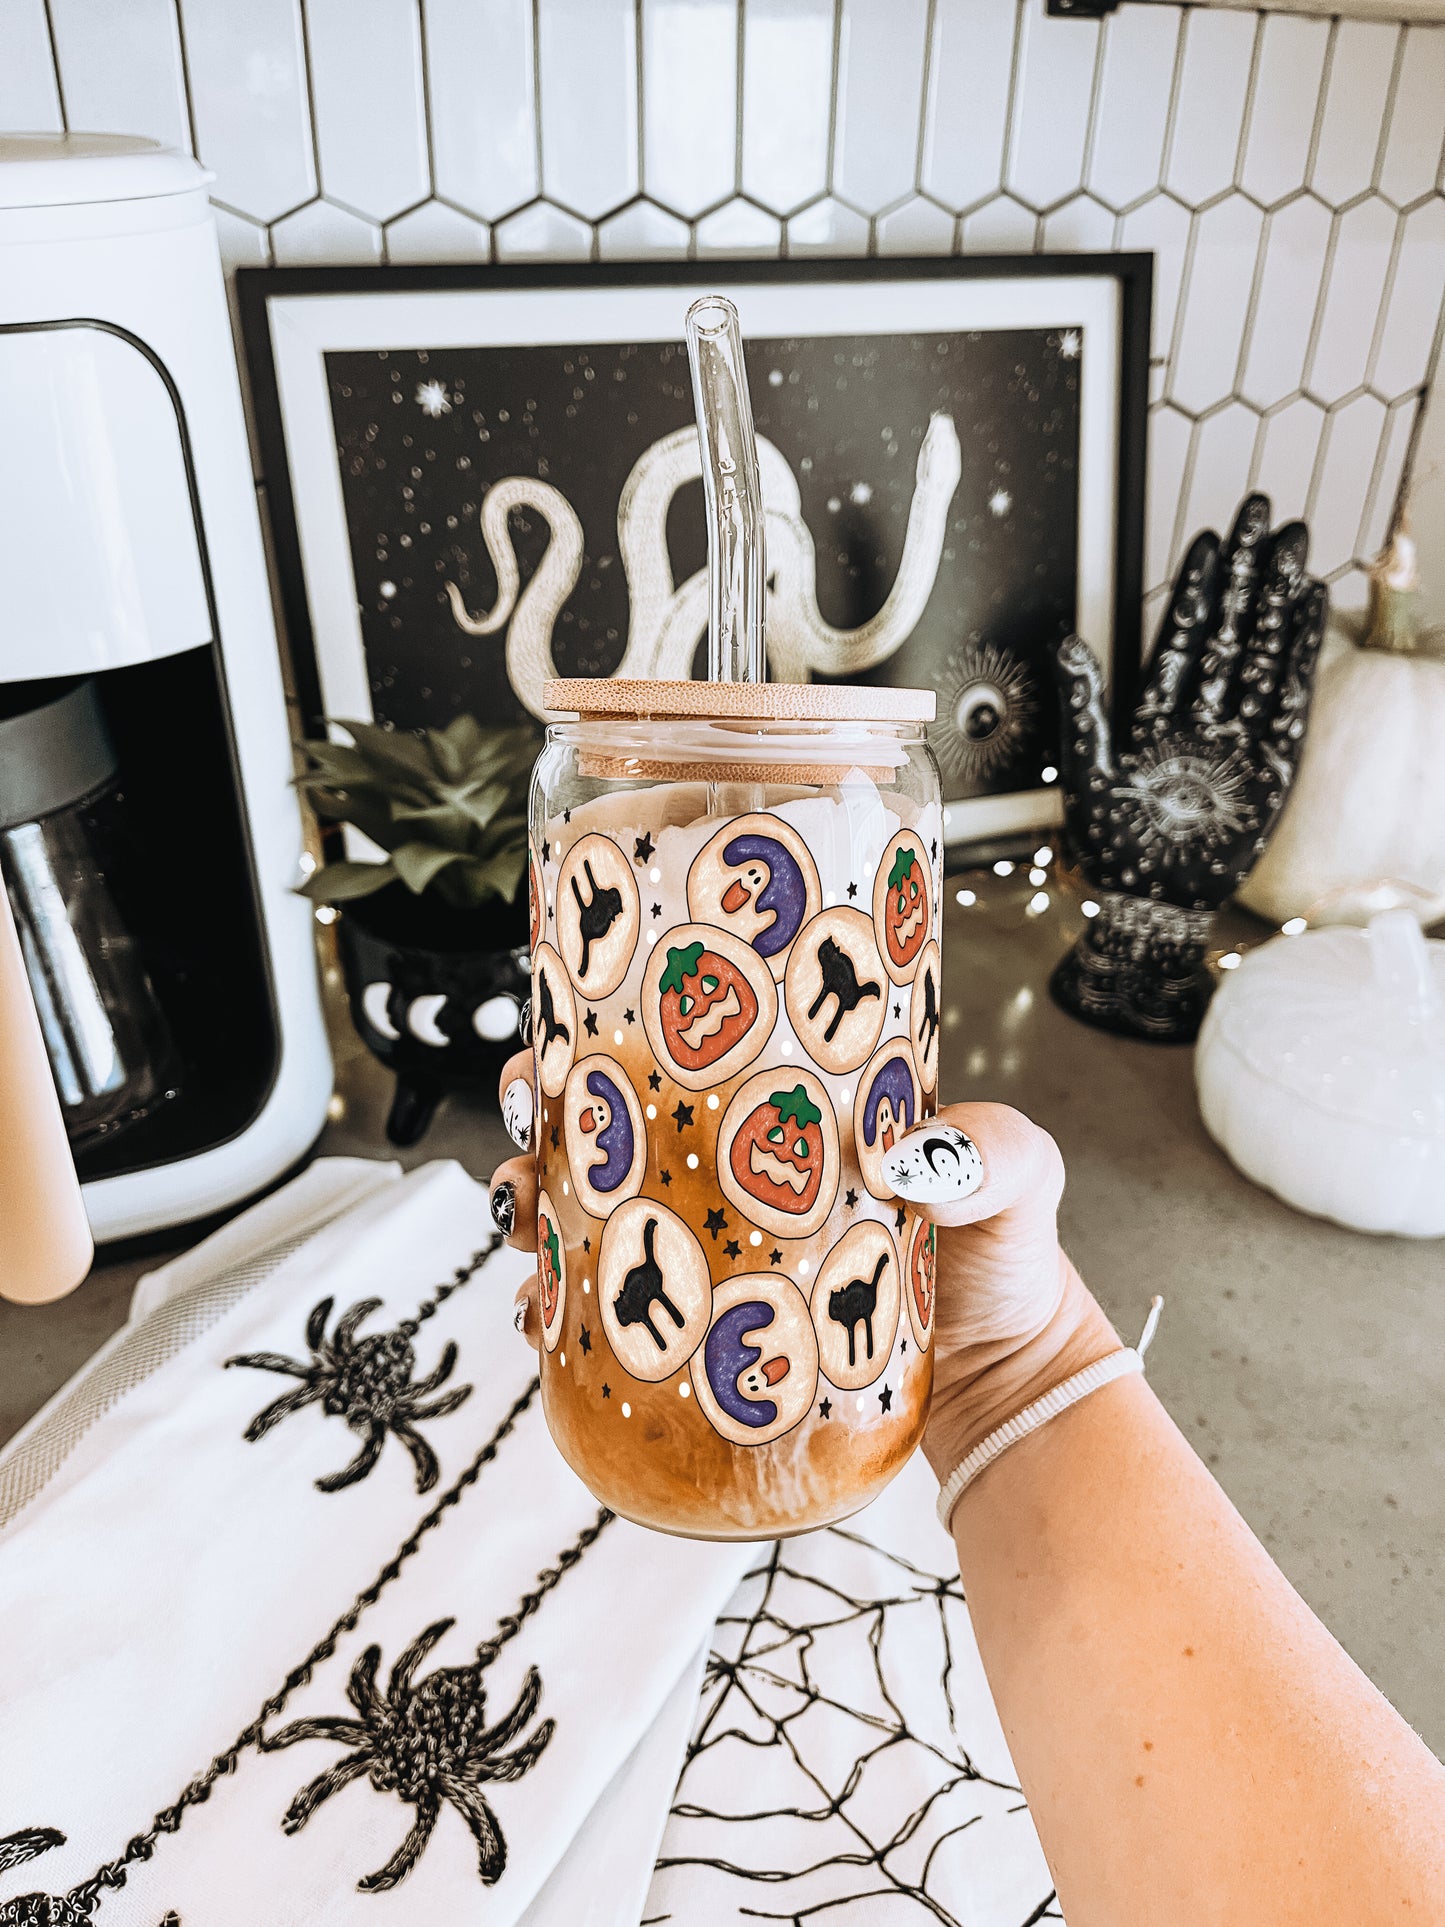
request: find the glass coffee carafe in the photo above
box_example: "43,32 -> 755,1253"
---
529,299 -> 942,1538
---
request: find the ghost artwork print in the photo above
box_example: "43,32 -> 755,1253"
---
325,324 -> 1084,817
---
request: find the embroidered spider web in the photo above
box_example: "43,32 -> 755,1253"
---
645,1515 -> 1061,1926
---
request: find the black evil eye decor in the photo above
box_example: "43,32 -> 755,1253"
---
1049,494 -> 1328,1043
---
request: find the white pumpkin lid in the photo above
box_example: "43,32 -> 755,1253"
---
1205,911 -> 1445,1136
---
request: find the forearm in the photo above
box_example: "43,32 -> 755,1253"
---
934,1284 -> 1445,1924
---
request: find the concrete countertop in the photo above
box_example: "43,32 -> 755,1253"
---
3,871 -> 1442,1754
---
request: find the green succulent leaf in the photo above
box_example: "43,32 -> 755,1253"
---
296,859 -> 398,902
294,713 -> 539,908
390,841 -> 467,894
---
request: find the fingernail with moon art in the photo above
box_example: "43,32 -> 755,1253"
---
513,1296 -> 529,1336
490,1179 -> 516,1237
502,1078 -> 533,1151
518,997 -> 532,1048
879,1124 -> 984,1204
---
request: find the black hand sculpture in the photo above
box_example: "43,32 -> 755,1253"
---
1048,493 -> 1328,1043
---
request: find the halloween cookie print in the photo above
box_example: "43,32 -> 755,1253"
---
691,1273 -> 820,1447
563,1055 -> 645,1217
783,908 -> 887,1074
687,813 -> 821,980
598,1198 -> 713,1382
532,943 -> 576,1098
556,833 -> 639,998
717,1070 -> 840,1241
536,1190 -> 568,1353
811,1221 -> 901,1391
641,924 -> 777,1091
853,1040 -> 923,1200
873,829 -> 933,984
529,793 -> 941,1480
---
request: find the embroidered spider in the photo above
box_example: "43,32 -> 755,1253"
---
0,1827 -> 81,1927
265,1620 -> 554,1892
226,1297 -> 472,1494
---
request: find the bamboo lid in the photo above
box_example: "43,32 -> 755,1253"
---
544,677 -> 936,724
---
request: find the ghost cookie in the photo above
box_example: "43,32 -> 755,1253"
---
597,1198 -> 712,1384
910,939 -> 942,1092
687,813 -> 821,980
872,829 -> 932,984
879,1122 -> 983,1209
532,942 -> 577,1098
811,1221 -> 900,1391
853,1041 -> 922,1200
641,924 -> 777,1091
537,1190 -> 568,1353
563,1055 -> 646,1218
716,1069 -> 840,1240
556,832 -> 640,999
783,908 -> 887,1075
904,1211 -> 938,1351
690,1273 -> 819,1447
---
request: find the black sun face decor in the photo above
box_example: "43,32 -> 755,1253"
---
1048,493 -> 1328,1043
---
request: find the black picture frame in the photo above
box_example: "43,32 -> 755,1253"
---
241,255 -> 1150,846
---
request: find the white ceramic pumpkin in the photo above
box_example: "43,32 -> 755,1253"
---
1239,535 -> 1445,927
1196,910 -> 1445,1238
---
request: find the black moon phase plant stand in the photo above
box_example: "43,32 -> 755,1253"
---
1048,494 -> 1328,1043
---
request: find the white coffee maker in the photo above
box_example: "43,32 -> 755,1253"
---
0,134 -> 331,1241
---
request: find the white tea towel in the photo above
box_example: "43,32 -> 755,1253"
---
0,1160 -> 752,1927
644,1449 -> 1058,1925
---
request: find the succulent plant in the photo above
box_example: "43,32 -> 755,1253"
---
295,715 -> 537,912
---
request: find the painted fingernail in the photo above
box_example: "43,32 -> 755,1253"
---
502,1078 -> 533,1151
880,1124 -> 984,1203
490,1180 -> 516,1237
513,1292 -> 530,1336
518,997 -> 532,1047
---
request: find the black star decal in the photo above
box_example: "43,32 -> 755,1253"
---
550,1124 -> 560,1150
634,832 -> 655,864
893,1002 -> 901,1019
650,902 -> 662,919
547,905 -> 553,920
769,1248 -> 782,1265
542,839 -> 550,863
579,1324 -> 592,1355
647,1069 -> 662,1091
672,1100 -> 694,1132
563,807 -> 572,823
602,1382 -> 611,1399
931,837 -> 938,861
705,1207 -> 728,1240
895,1204 -> 907,1232
900,1337 -> 907,1355
879,1384 -> 893,1413
584,1008 -> 598,1037
624,1007 -> 635,1025
582,1235 -> 591,1254
846,881 -> 858,899
845,1188 -> 859,1209
819,1397 -> 833,1420
724,1238 -> 741,1259
660,1168 -> 672,1187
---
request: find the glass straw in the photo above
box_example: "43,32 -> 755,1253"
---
686,295 -> 766,685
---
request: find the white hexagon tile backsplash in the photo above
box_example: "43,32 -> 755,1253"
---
5,0 -> 1443,621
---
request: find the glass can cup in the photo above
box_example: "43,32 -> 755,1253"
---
530,679 -> 942,1539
